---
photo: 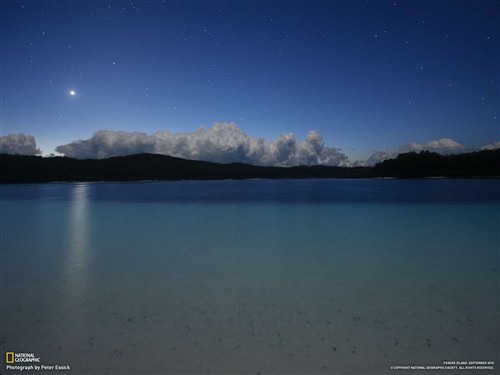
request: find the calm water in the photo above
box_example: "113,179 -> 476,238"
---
1,179 -> 499,374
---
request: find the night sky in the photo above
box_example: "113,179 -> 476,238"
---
1,1 -> 498,165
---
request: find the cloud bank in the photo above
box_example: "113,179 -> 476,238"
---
2,128 -> 497,168
481,141 -> 500,151
365,138 -> 467,166
55,123 -> 350,166
0,133 -> 41,155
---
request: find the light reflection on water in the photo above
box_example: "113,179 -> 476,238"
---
64,184 -> 90,331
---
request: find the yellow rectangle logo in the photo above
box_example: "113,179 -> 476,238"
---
6,352 -> 15,363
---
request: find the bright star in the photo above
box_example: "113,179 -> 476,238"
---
69,90 -> 76,96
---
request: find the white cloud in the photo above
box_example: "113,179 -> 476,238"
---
481,141 -> 500,150
365,149 -> 396,166
365,138 -> 466,166
56,130 -> 155,159
0,133 -> 41,155
56,123 -> 350,167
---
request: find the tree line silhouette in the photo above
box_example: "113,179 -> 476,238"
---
1,149 -> 499,183
372,149 -> 500,178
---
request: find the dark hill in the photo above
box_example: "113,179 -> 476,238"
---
1,149 -> 499,183
0,153 -> 371,183
372,149 -> 500,178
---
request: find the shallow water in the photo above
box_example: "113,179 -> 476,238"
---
1,179 -> 499,374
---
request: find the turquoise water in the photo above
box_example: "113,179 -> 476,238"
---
1,180 -> 499,374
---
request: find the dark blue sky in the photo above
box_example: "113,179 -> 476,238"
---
1,0 -> 498,163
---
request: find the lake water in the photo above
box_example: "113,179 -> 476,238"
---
1,179 -> 499,374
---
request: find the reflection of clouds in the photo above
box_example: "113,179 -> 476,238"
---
65,183 -> 90,321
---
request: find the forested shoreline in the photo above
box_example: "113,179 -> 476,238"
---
1,149 -> 499,183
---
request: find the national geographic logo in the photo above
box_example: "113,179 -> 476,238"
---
6,352 -> 14,363
5,352 -> 41,363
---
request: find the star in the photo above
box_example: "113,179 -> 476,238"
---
69,90 -> 76,96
